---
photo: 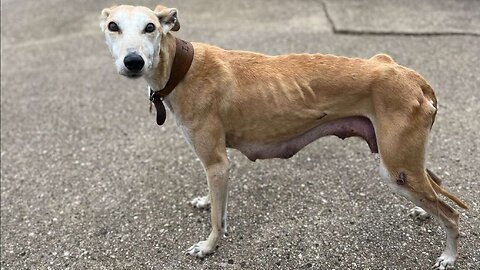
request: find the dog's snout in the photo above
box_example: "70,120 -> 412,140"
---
124,53 -> 145,72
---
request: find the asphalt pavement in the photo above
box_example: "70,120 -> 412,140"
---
1,0 -> 479,269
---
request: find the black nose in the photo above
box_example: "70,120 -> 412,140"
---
123,53 -> 145,72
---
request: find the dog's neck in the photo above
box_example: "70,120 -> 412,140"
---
144,33 -> 177,92
144,34 -> 194,125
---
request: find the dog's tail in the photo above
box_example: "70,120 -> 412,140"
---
427,169 -> 469,209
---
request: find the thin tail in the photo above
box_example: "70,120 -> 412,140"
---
427,169 -> 469,209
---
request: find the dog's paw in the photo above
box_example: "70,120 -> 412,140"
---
185,240 -> 215,258
189,196 -> 211,209
408,206 -> 431,221
433,254 -> 456,269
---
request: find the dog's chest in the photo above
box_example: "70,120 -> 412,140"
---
173,114 -> 194,148
162,97 -> 194,147
177,120 -> 194,147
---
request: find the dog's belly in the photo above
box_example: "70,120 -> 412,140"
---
229,116 -> 378,161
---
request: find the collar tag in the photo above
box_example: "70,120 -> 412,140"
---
148,86 -> 167,126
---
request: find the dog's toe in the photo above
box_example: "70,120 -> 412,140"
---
408,206 -> 431,221
432,254 -> 456,270
186,241 -> 214,258
189,196 -> 211,209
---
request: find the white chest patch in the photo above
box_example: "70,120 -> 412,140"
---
176,119 -> 194,148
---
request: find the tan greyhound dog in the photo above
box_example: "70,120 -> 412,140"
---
100,5 -> 468,269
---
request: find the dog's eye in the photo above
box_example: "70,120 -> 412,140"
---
144,23 -> 156,33
108,22 -> 119,32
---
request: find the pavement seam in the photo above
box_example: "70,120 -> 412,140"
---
330,30 -> 480,37
321,0 -> 336,34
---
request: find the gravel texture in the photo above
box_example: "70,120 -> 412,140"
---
1,0 -> 479,269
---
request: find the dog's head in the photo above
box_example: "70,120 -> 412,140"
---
100,5 -> 180,78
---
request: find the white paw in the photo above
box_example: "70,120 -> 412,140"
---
408,206 -> 431,221
433,254 -> 456,269
185,240 -> 215,258
189,196 -> 210,209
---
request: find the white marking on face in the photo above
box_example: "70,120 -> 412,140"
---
101,6 -> 162,78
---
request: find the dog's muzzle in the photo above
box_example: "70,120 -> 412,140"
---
123,53 -> 145,73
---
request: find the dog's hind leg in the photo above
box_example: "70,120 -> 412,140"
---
406,169 -> 454,221
380,164 -> 461,269
380,159 -> 431,221
374,93 -> 466,269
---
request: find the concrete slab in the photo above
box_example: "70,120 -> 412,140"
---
1,0 -> 479,269
1,0 -> 331,48
324,0 -> 480,35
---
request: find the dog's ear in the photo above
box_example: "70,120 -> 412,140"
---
154,5 -> 180,33
99,6 -> 116,31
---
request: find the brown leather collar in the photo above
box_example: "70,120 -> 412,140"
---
149,38 -> 194,125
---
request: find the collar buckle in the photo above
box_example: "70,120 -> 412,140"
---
149,87 -> 163,103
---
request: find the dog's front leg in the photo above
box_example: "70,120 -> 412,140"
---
186,128 -> 229,258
